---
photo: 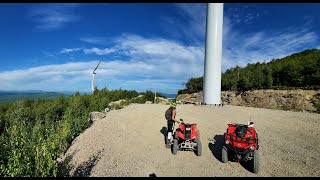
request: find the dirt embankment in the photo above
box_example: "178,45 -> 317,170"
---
176,90 -> 320,112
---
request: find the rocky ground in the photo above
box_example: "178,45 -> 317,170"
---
176,90 -> 320,113
58,104 -> 320,177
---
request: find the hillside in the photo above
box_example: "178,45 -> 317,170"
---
178,48 -> 320,94
176,49 -> 320,113
0,88 -> 167,177
176,89 -> 320,113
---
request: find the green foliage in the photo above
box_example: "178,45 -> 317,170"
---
0,88 -> 162,176
178,49 -> 320,94
129,96 -> 146,104
178,77 -> 203,94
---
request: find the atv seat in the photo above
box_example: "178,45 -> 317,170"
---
234,124 -> 248,138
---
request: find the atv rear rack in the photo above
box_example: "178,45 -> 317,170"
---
224,133 -> 258,145
224,133 -> 259,151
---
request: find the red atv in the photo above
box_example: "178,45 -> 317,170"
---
172,119 -> 202,156
222,121 -> 260,173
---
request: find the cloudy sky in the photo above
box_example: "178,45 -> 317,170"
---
0,3 -> 319,94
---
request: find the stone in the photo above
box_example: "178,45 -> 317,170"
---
89,112 -> 106,125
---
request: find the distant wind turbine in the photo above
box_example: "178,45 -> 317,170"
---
92,60 -> 102,95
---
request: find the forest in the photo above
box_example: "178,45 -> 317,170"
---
178,49 -> 320,94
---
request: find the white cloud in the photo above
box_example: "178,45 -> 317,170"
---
222,21 -> 318,70
83,47 -> 117,55
165,4 -> 319,72
0,61 -> 92,92
225,4 -> 261,25
60,48 -> 81,54
161,3 -> 206,45
0,34 -> 205,94
28,3 -> 80,31
80,37 -> 109,45
2,21 -> 318,94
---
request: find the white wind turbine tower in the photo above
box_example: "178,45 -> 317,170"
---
92,60 -> 102,95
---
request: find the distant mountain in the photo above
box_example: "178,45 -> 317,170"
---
162,93 -> 177,99
0,90 -> 72,103
0,90 -> 45,94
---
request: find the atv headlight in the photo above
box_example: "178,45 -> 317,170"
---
225,140 -> 229,144
250,146 -> 254,150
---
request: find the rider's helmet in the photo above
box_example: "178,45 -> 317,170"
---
170,99 -> 177,107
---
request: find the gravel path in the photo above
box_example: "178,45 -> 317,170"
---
59,104 -> 320,177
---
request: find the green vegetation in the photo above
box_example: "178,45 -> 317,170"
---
0,88 -> 165,177
178,49 -> 320,94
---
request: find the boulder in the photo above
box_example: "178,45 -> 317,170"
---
108,99 -> 126,107
88,112 -> 106,125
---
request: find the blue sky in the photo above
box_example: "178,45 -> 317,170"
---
0,3 -> 319,94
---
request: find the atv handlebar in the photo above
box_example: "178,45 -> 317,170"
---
179,119 -> 197,125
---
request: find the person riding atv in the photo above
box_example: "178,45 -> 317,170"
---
165,99 -> 181,148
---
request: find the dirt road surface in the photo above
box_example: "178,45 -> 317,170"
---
58,104 -> 320,177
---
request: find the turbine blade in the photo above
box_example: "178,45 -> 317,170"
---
93,60 -> 102,73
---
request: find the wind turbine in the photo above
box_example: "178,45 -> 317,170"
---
203,3 -> 224,106
92,60 -> 102,95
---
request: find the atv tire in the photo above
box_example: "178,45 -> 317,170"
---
253,150 -> 260,173
222,146 -> 228,163
197,129 -> 200,139
172,139 -> 178,155
194,138 -> 202,156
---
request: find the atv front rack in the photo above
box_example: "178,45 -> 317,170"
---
179,140 -> 196,150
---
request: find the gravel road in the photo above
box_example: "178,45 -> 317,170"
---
59,104 -> 320,177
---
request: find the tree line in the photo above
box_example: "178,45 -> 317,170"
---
178,48 -> 320,94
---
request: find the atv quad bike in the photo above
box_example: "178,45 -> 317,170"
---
172,119 -> 202,156
222,121 -> 260,173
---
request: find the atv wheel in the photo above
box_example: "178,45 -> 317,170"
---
194,138 -> 202,156
253,150 -> 260,173
172,139 -> 178,155
196,129 -> 200,139
222,146 -> 228,163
